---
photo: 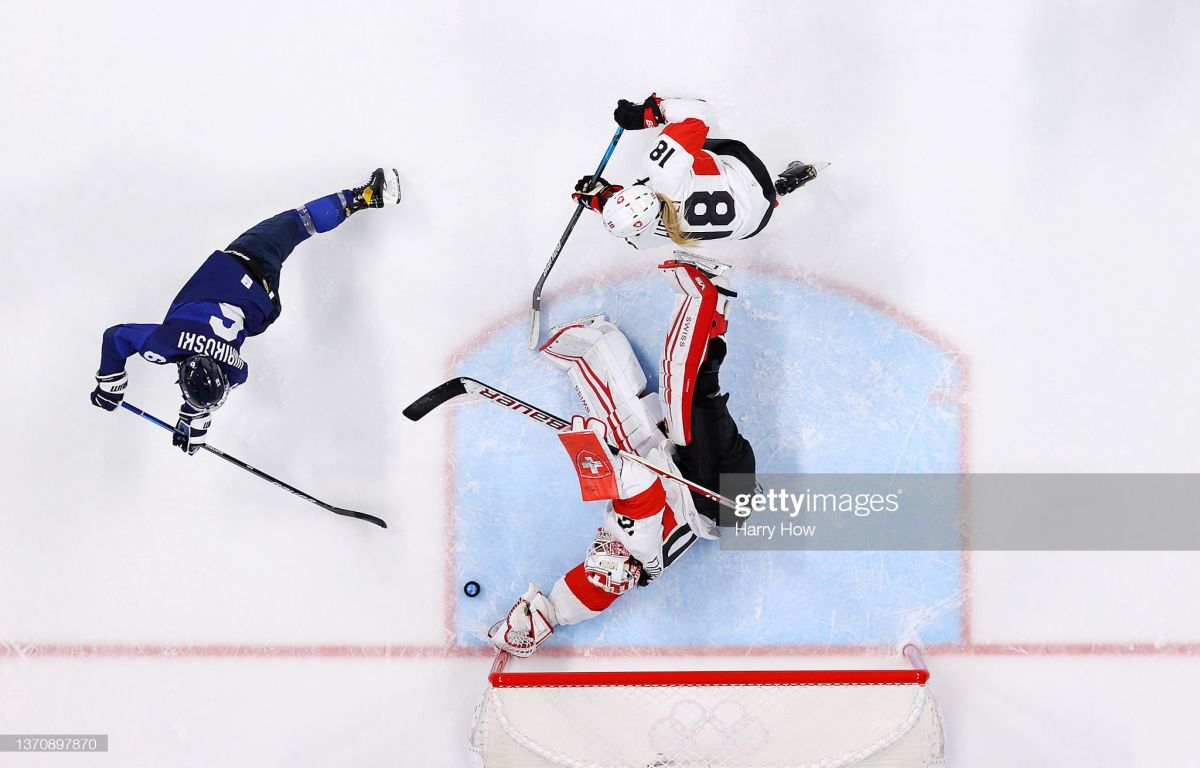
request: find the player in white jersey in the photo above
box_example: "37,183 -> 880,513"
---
571,94 -> 820,249
489,267 -> 757,657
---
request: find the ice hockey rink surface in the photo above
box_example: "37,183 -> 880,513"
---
3,2 -> 1200,766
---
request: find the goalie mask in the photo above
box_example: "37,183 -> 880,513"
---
602,184 -> 661,238
177,354 -> 229,411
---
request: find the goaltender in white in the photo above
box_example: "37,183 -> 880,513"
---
489,255 -> 758,656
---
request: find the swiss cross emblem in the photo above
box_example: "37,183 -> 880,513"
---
577,450 -> 611,478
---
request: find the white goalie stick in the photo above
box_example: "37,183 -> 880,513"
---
402,377 -> 740,511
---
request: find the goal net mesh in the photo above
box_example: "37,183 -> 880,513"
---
469,652 -> 945,768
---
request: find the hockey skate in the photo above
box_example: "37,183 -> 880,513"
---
344,167 -> 401,215
668,250 -> 734,281
774,161 -> 828,196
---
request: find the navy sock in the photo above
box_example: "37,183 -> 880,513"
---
294,189 -> 354,235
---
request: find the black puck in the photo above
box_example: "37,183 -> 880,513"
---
463,580 -> 481,598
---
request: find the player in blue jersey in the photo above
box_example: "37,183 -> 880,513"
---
90,168 -> 401,454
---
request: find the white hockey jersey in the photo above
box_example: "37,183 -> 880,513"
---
623,100 -> 776,250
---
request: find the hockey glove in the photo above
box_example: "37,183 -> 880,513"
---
173,403 -> 212,456
613,94 -> 665,130
90,371 -> 128,412
571,176 -> 622,212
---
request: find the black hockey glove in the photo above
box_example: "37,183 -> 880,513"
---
173,403 -> 212,456
571,175 -> 622,212
90,371 -> 128,412
613,94 -> 665,130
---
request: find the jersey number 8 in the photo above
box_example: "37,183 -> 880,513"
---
684,191 -> 736,227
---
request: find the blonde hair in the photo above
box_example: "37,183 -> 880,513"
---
656,193 -> 700,248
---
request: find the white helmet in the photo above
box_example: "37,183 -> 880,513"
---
602,184 -> 662,238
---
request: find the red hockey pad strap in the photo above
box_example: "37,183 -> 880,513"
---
558,429 -> 620,501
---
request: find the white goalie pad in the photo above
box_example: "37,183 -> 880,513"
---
540,315 -> 666,457
659,256 -> 733,446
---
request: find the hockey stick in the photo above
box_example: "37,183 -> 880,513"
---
528,126 -> 625,350
403,377 -> 739,511
120,401 -> 387,529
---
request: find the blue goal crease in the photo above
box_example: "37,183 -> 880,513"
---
450,271 -> 963,649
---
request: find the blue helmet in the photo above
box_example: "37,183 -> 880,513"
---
177,355 -> 229,410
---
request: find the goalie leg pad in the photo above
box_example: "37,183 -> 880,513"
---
541,315 -> 664,457
488,583 -> 558,658
659,259 -> 733,446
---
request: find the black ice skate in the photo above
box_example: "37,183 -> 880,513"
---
774,161 -> 826,196
344,168 -> 402,216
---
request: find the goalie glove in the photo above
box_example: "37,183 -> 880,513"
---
488,583 -> 558,658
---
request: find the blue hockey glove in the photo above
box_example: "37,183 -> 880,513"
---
173,403 -> 212,456
91,371 -> 128,412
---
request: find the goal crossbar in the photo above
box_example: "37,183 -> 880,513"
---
488,644 -> 930,689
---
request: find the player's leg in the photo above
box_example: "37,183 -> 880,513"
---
774,161 -> 820,196
540,315 -> 665,458
225,168 -> 400,293
658,255 -> 737,447
672,336 -> 757,526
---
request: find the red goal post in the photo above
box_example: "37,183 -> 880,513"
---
470,645 -> 946,767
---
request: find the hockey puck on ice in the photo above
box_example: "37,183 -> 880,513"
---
463,581 -> 481,598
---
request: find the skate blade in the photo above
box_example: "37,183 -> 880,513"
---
547,312 -> 607,335
669,251 -> 732,277
382,168 -> 402,205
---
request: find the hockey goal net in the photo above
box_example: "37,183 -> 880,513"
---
469,645 -> 944,768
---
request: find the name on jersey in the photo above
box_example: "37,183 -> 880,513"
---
176,331 -> 245,369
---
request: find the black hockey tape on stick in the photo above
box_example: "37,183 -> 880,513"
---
402,378 -> 468,421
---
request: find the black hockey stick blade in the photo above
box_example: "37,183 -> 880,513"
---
331,507 -> 388,529
120,401 -> 387,529
403,378 -> 469,421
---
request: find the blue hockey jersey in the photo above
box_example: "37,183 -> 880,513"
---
97,251 -> 276,388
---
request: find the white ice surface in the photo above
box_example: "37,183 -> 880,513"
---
2,1 -> 1200,766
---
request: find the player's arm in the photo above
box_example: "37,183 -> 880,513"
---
90,323 -> 160,411
558,415 -> 668,583
645,116 -> 716,190
172,362 -> 245,456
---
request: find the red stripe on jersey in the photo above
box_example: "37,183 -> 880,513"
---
661,501 -> 679,538
612,479 -> 667,521
661,118 -> 719,175
564,563 -> 621,612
